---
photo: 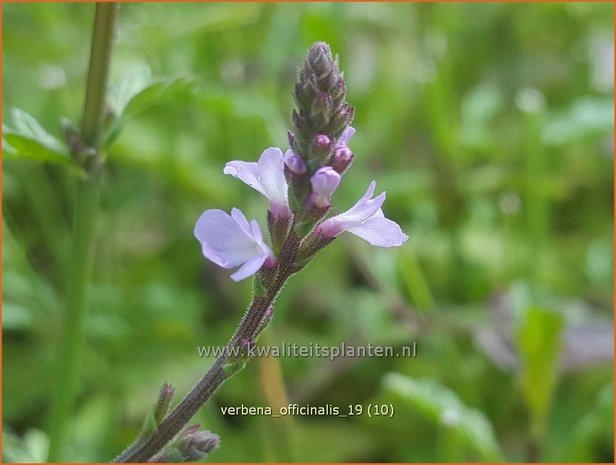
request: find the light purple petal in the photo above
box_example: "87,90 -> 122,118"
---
195,210 -> 254,267
317,181 -> 407,248
224,148 -> 290,215
230,255 -> 268,281
344,217 -> 408,247
318,217 -> 344,238
194,208 -> 271,278
335,181 -> 385,224
231,207 -> 253,238
338,126 -> 356,148
249,219 -> 264,243
255,147 -> 288,209
223,161 -> 267,197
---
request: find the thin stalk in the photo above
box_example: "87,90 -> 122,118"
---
47,3 -> 118,462
115,235 -> 300,463
398,246 -> 436,313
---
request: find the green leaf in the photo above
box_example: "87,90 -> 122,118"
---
122,78 -> 196,119
2,109 -> 73,166
515,306 -> 564,437
106,66 -> 197,147
108,65 -> 196,119
384,373 -> 504,461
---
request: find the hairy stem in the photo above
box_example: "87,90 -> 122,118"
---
115,234 -> 300,463
47,3 -> 118,461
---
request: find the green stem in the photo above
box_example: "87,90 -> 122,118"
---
47,176 -> 101,462
47,3 -> 118,461
81,3 -> 118,149
523,110 -> 547,281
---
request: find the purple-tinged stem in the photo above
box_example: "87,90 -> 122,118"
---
114,233 -> 300,462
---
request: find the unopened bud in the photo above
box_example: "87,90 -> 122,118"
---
331,147 -> 354,174
299,75 -> 319,105
174,426 -> 220,462
292,109 -> 309,140
312,92 -> 333,118
293,82 -> 307,109
330,104 -> 355,134
287,131 -> 301,157
154,383 -> 175,425
331,76 -> 347,106
312,134 -> 332,163
284,149 -> 307,174
307,42 -> 333,77
310,167 -> 341,208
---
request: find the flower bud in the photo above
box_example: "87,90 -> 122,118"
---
283,149 -> 307,174
287,130 -> 300,156
178,426 -> 220,461
331,76 -> 347,107
293,82 -> 307,109
154,383 -> 175,425
312,92 -> 333,119
300,75 -> 319,104
306,42 -> 333,78
310,167 -> 341,208
329,104 -> 355,134
312,134 -> 332,163
331,147 -> 354,174
292,109 -> 309,141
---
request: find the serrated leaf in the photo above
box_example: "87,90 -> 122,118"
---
384,373 -> 503,461
2,109 -> 73,166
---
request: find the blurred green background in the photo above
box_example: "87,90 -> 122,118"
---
2,2 -> 614,462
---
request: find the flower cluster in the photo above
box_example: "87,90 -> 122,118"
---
195,43 -> 407,281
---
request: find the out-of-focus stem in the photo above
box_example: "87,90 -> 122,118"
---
47,3 -> 118,461
258,331 -> 294,461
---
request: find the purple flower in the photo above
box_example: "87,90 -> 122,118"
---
318,181 -> 408,247
283,149 -> 307,174
224,148 -> 290,218
310,167 -> 341,207
194,208 -> 272,281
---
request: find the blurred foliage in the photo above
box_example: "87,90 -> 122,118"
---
2,2 -> 614,462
